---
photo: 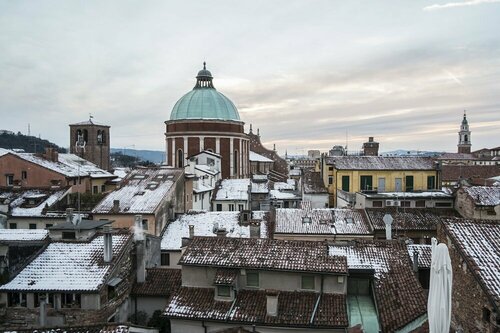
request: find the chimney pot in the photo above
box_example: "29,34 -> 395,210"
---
189,225 -> 195,239
369,137 -> 374,142
413,250 -> 419,273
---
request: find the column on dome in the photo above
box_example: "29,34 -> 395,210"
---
230,138 -> 234,177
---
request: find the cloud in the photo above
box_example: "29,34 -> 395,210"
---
424,0 -> 500,11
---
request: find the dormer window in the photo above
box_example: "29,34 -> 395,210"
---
217,285 -> 231,297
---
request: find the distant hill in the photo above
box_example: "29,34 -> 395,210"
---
0,131 -> 65,153
111,148 -> 164,164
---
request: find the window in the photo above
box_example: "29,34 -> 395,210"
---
6,174 -> 14,186
7,292 -> 27,307
142,219 -> 149,230
45,224 -> 53,229
216,204 -> 222,211
328,167 -> 333,171
29,224 -> 37,230
238,204 -> 244,211
93,186 -> 98,194
246,271 -> 259,287
328,176 -> 333,185
61,293 -> 81,308
217,285 -> 231,297
177,149 -> 184,168
401,201 -> 411,207
194,194 -> 198,202
62,231 -> 76,239
301,275 -> 315,290
360,176 -> 373,191
416,200 -> 425,208
372,200 -> 383,207
405,176 -> 414,192
229,204 -> 235,211
341,176 -> 350,192
435,202 -> 452,208
21,171 -> 27,180
161,252 -> 170,266
427,176 -> 436,190
101,185 -> 106,192
9,223 -> 17,229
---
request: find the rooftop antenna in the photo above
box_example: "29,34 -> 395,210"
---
345,130 -> 349,154
28,123 -> 30,136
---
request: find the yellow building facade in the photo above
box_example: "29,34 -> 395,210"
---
321,156 -> 439,207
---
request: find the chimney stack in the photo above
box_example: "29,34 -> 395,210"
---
249,221 -> 261,238
113,200 -> 120,213
44,147 -> 58,162
134,215 -> 145,241
103,225 -> 113,263
413,250 -> 419,273
266,290 -> 279,316
134,215 -> 146,283
189,225 -> 195,239
383,213 -> 393,240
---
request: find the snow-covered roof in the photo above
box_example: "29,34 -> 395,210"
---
249,151 -> 273,163
463,186 -> 500,206
0,233 -> 131,292
195,164 -> 219,176
0,229 -> 49,242
214,179 -> 249,201
160,211 -> 268,250
70,119 -> 108,126
326,156 -> 436,170
361,191 -> 452,199
303,171 -> 327,194
93,168 -> 182,214
273,180 -> 295,191
1,189 -> 68,217
407,244 -> 432,269
275,208 -> 371,235
442,218 -> 500,308
269,190 -> 298,200
1,149 -> 114,179
251,180 -> 269,194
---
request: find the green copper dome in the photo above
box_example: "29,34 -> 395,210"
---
169,63 -> 241,121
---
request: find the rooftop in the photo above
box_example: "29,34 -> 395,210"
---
441,164 -> 500,182
407,244 -> 432,269
92,167 -> 182,214
249,151 -> 273,163
463,186 -> 500,206
164,287 -> 348,328
302,171 -> 328,194
160,211 -> 268,251
0,229 -> 49,242
359,191 -> 452,199
441,218 -> 500,308
0,189 -> 67,217
131,268 -> 181,296
179,237 -> 347,274
214,178 -> 249,201
329,241 -> 427,332
0,233 -> 131,292
366,208 -> 459,231
325,156 -> 436,170
274,208 -> 372,235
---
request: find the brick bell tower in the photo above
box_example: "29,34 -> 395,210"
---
457,111 -> 471,154
69,117 -> 111,170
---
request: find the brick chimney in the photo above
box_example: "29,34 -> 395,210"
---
43,147 -> 59,162
103,225 -> 113,263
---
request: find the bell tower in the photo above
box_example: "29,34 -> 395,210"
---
69,117 -> 111,170
457,111 -> 471,154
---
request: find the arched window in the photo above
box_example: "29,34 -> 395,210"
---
233,150 -> 238,176
177,149 -> 184,168
464,134 -> 468,142
76,129 -> 82,143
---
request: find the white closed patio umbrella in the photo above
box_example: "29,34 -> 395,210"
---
428,237 -> 453,333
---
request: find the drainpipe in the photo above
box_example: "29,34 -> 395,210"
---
202,320 -> 207,333
309,275 -> 324,325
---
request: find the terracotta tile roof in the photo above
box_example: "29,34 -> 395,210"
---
366,208 -> 459,231
275,208 -> 372,235
302,171 -> 328,194
330,241 -> 427,333
12,324 -> 129,333
165,287 -> 348,328
213,268 -> 239,285
131,268 -> 181,296
180,237 -> 347,274
325,156 -> 436,170
407,244 -> 432,269
441,218 -> 500,308
463,186 -> 500,206
441,165 -> 500,182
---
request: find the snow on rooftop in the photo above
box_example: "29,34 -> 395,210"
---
0,229 -> 49,242
464,186 -> 500,206
363,191 -> 452,199
249,151 -> 273,163
269,190 -> 297,200
275,208 -> 371,235
274,181 -> 295,191
93,168 -> 180,214
251,181 -> 269,194
161,211 -> 268,250
0,234 -> 130,292
326,156 -> 435,170
329,244 -> 390,278
4,189 -> 67,217
215,179 -> 250,201
407,244 -> 432,269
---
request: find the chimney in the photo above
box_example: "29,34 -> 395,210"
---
383,213 -> 393,240
113,200 -> 120,213
103,225 -> 113,263
266,290 -> 279,316
181,237 -> 191,247
413,250 -> 419,273
39,295 -> 47,327
65,208 -> 74,224
216,227 -> 228,238
134,215 -> 145,241
136,239 -> 146,283
43,147 -> 58,162
189,225 -> 195,239
249,221 -> 261,238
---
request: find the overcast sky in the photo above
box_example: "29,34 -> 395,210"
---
1,0 -> 499,155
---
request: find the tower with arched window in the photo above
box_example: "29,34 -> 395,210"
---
69,118 -> 111,170
165,63 -> 250,179
457,111 -> 471,154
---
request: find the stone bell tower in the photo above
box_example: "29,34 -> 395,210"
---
457,111 -> 471,154
69,117 -> 111,170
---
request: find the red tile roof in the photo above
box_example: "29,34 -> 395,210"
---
441,165 -> 500,182
180,237 -> 347,274
213,268 -> 239,285
165,287 -> 348,328
366,208 -> 459,231
131,268 -> 181,296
